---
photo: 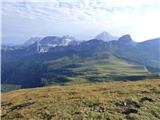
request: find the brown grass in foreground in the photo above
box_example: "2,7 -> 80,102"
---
1,79 -> 160,120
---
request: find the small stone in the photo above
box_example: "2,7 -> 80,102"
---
140,97 -> 153,103
122,107 -> 138,115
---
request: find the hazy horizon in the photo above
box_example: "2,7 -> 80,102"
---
2,0 -> 160,44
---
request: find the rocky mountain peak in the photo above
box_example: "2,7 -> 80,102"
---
118,34 -> 135,45
95,31 -> 119,41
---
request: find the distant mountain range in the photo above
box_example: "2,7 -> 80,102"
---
1,32 -> 160,91
2,31 -> 118,52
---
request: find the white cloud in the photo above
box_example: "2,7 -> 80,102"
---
2,0 -> 160,44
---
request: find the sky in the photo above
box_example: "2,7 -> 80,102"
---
2,0 -> 160,44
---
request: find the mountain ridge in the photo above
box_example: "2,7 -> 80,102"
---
1,32 -> 160,91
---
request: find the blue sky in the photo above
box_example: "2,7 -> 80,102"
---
2,0 -> 160,44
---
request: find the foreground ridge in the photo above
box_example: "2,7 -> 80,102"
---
2,79 -> 160,120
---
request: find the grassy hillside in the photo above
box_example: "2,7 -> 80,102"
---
1,54 -> 152,92
43,54 -> 150,85
1,79 -> 160,120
